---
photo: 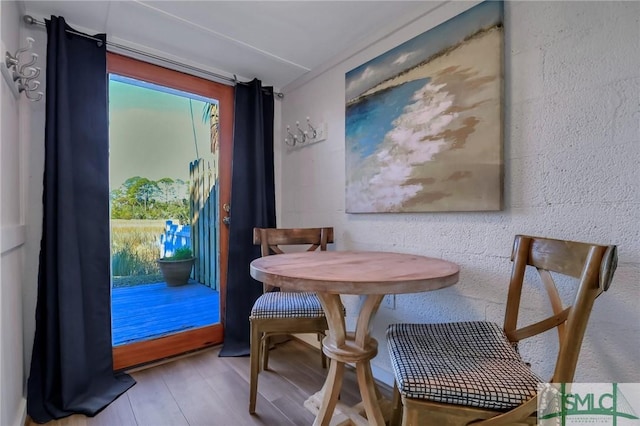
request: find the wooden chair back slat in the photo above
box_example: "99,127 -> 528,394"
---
259,228 -> 270,258
253,227 -> 334,292
503,235 -> 617,384
504,236 -> 532,336
539,268 -> 566,344
253,227 -> 334,249
554,245 -> 607,382
505,307 -> 571,342
269,246 -> 285,255
527,237 -> 594,279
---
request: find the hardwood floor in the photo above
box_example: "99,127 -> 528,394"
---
29,340 -> 390,426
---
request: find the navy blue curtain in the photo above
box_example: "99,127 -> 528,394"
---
220,79 -> 275,356
27,16 -> 135,423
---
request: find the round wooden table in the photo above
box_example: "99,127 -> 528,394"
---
250,250 -> 460,426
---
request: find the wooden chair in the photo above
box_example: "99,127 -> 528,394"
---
249,227 -> 334,414
387,235 -> 618,425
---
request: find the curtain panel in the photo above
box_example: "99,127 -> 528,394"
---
220,79 -> 276,357
27,16 -> 134,423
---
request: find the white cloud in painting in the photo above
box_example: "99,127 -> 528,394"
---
392,51 -> 418,66
359,66 -> 376,81
345,65 -> 386,100
347,51 -> 423,100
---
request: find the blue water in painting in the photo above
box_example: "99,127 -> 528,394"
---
346,78 -> 430,160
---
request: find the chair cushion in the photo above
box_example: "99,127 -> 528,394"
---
250,291 -> 325,319
387,321 -> 542,411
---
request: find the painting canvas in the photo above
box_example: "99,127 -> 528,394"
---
345,1 -> 503,213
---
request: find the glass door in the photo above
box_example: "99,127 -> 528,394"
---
107,53 -> 233,370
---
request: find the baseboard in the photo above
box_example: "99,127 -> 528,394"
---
292,333 -> 319,349
15,397 -> 26,426
370,363 -> 395,389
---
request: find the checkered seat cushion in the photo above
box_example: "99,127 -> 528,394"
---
250,291 -> 325,319
387,321 -> 542,411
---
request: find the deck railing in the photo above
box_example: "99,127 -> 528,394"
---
189,158 -> 218,290
159,221 -> 191,258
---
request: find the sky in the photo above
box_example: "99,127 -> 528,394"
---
108,75 -> 215,189
345,0 -> 503,101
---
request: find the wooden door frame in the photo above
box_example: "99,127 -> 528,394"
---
107,53 -> 233,370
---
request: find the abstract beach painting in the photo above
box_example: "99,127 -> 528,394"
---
345,1 -> 503,213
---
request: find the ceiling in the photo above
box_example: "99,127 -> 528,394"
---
22,1 -> 440,88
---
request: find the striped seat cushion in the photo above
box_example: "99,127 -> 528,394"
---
387,321 -> 541,411
250,291 -> 325,319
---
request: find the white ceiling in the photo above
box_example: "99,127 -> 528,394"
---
22,1 -> 440,88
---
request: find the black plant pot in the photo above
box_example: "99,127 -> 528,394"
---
157,257 -> 195,287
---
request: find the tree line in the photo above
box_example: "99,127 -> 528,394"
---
110,176 -> 189,223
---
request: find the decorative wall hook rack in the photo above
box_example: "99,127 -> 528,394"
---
3,37 -> 43,102
284,117 -> 327,148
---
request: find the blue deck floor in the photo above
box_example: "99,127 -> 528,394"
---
111,280 -> 220,346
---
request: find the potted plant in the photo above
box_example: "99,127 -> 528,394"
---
157,246 -> 195,287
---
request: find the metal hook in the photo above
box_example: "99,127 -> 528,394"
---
21,66 -> 40,81
24,90 -> 43,102
285,125 -> 297,146
24,79 -> 40,91
14,66 -> 39,82
13,37 -> 34,60
306,117 -> 317,139
5,51 -> 18,68
19,53 -> 38,74
18,79 -> 40,93
295,121 -> 307,144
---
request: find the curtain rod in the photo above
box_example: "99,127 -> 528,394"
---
23,15 -> 284,99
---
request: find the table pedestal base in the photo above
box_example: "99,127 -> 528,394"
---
310,293 -> 391,426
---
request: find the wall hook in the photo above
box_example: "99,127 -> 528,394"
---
285,125 -> 297,146
306,117 -> 317,139
3,37 -> 42,102
295,121 -> 307,144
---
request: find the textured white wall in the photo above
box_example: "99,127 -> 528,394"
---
279,1 -> 640,385
21,22 -> 45,396
1,1 -> 30,425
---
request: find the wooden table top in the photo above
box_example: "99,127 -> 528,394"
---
250,250 -> 460,295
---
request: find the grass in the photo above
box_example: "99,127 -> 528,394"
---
111,220 -> 165,285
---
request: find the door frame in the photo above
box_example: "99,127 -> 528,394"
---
107,53 -> 233,370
